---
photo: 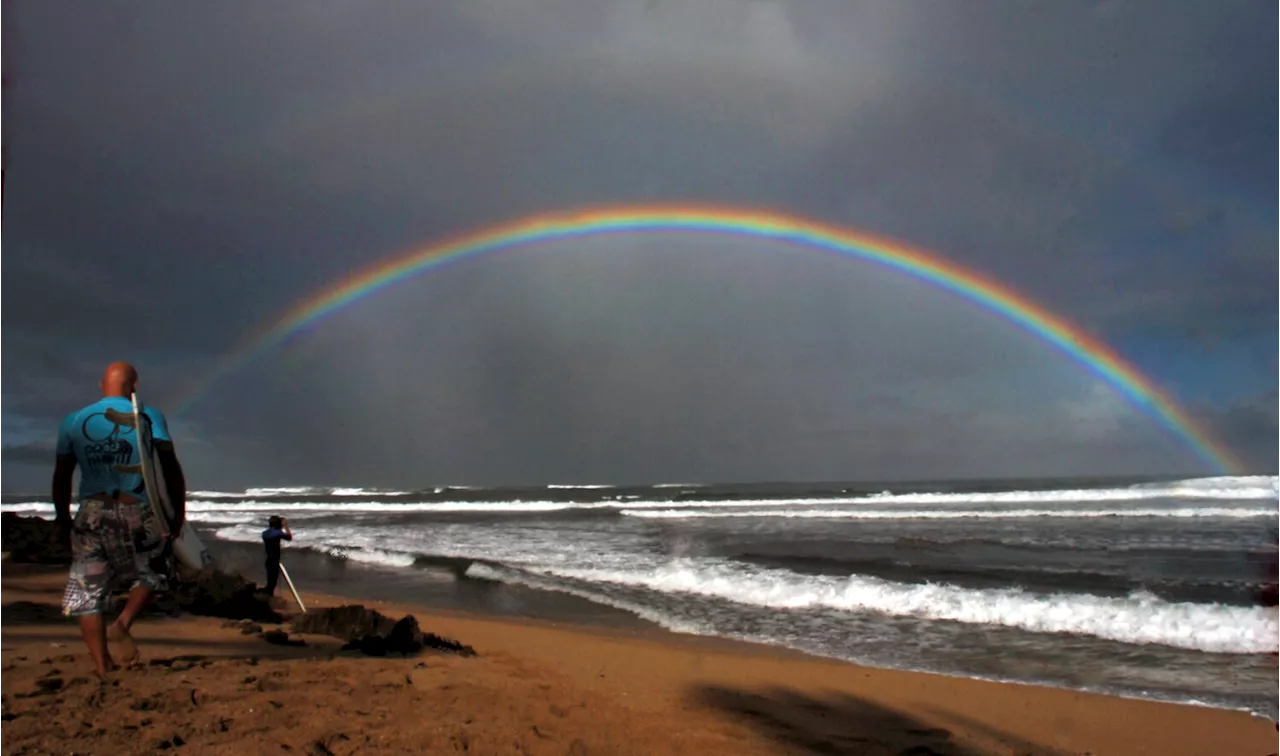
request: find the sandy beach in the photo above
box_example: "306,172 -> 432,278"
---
2,561 -> 1275,756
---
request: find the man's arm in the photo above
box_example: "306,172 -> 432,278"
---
52,413 -> 77,525
52,454 -> 77,524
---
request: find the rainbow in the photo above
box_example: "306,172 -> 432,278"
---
171,204 -> 1241,473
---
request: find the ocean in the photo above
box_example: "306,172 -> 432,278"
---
5,474 -> 1277,720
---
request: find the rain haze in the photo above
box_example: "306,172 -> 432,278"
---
2,0 -> 1276,491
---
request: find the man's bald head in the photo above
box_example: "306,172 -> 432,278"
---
100,361 -> 139,398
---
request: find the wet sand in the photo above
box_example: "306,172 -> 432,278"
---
2,562 -> 1275,755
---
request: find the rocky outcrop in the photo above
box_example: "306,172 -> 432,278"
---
290,604 -> 475,657
156,565 -> 284,624
1,514 -> 71,564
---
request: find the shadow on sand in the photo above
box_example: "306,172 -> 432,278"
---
694,684 -> 1067,756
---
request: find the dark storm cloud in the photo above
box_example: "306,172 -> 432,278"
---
3,0 -> 1275,490
0,442 -> 55,467
1195,392 -> 1280,473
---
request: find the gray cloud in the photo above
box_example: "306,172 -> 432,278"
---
141,237 -> 1214,489
1195,391 -> 1280,473
1,442 -> 56,467
3,0 -> 1274,491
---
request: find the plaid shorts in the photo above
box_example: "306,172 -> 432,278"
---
61,498 -> 167,617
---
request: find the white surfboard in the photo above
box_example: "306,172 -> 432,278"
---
131,393 -> 214,571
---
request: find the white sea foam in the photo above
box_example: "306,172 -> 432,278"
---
5,478 -> 1276,526
191,487 -> 412,498
1,503 -> 56,514
179,499 -> 608,513
512,559 -> 1280,654
184,511 -> 267,526
465,563 -> 713,635
243,486 -> 323,497
328,487 -> 411,497
844,481 -> 1277,506
195,517 -> 1280,655
210,524 -> 417,568
465,563 -> 1279,721
623,507 -> 1275,520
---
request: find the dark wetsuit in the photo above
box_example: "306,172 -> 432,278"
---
262,527 -> 292,594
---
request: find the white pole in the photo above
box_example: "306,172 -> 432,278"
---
279,561 -> 307,613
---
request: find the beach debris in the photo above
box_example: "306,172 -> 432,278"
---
290,604 -> 475,657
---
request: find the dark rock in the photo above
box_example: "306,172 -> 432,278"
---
419,630 -> 475,656
239,623 -> 264,635
340,636 -> 387,656
1,514 -> 71,564
290,605 -> 397,641
262,630 -> 305,647
291,604 -> 475,657
153,564 -> 283,623
386,616 -> 421,653
1,601 -> 69,626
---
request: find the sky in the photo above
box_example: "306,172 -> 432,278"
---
2,0 -> 1276,492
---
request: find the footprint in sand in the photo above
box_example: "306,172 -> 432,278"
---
15,677 -> 65,699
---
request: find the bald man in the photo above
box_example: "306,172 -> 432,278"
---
52,361 -> 187,675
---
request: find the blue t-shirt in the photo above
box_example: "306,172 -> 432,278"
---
56,396 -> 172,502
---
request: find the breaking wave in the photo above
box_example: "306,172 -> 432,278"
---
477,560 -> 1279,654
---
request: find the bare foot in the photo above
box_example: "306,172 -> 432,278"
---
107,622 -> 141,668
92,656 -> 120,679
